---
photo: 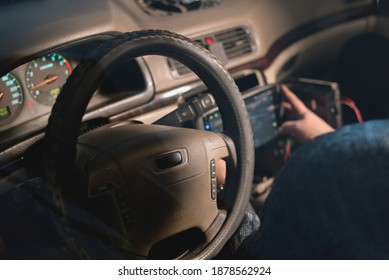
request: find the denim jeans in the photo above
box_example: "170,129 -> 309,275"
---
232,120 -> 389,259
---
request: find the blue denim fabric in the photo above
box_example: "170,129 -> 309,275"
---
234,120 -> 389,259
217,203 -> 260,258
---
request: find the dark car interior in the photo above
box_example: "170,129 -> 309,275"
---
1,0 -> 389,259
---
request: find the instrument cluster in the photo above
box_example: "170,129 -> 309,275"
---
0,42 -> 153,147
0,53 -> 74,130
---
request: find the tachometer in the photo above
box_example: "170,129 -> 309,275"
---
0,73 -> 23,126
26,53 -> 72,106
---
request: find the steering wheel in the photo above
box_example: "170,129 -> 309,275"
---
43,30 -> 254,259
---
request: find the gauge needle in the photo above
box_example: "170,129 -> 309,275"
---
31,75 -> 58,90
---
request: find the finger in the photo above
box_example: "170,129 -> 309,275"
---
282,102 -> 293,111
281,102 -> 298,120
216,159 -> 226,186
277,120 -> 297,136
281,85 -> 307,114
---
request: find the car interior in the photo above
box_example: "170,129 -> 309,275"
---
1,0 -> 389,259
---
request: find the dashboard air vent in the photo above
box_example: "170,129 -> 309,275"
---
135,0 -> 223,15
214,27 -> 254,60
168,26 -> 255,77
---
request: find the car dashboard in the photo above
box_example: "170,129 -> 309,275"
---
0,0 -> 377,154
0,0 -> 385,259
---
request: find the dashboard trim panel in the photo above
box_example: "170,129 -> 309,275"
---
231,3 -> 378,72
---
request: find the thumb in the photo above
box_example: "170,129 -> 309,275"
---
277,121 -> 297,137
278,121 -> 308,144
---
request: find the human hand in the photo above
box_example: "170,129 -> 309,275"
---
278,84 -> 335,144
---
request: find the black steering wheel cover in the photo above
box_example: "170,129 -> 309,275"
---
44,30 -> 254,259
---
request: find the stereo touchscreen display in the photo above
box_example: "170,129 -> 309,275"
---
204,86 -> 281,148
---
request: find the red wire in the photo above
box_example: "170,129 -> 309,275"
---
283,139 -> 292,162
341,96 -> 364,123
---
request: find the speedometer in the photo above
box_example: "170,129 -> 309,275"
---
0,73 -> 23,126
26,53 -> 72,106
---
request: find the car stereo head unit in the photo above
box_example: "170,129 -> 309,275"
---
203,78 -> 342,149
